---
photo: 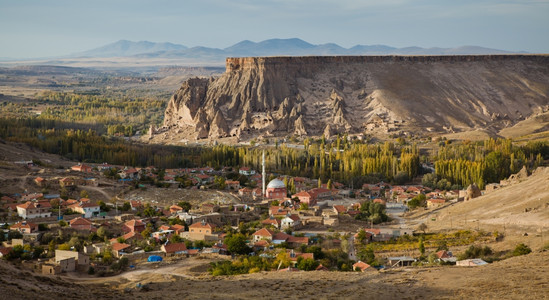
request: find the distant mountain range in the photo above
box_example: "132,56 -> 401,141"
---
72,38 -> 521,60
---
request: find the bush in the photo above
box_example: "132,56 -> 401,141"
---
458,245 -> 493,260
407,194 -> 426,209
297,257 -> 319,271
512,243 -> 531,256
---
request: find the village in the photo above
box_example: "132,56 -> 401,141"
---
1,150 -> 506,282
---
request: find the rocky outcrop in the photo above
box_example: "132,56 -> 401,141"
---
209,110 -> 230,138
294,116 -> 308,136
160,55 -> 549,141
323,124 -> 333,139
465,184 -> 482,201
500,165 -> 529,186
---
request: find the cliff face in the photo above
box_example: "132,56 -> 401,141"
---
160,55 -> 549,141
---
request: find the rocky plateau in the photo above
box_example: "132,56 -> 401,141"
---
154,55 -> 549,143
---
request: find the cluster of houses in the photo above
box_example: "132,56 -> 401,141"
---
0,159 -> 479,276
365,183 -> 460,207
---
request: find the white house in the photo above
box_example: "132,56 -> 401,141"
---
239,167 -> 256,176
281,214 -> 301,230
69,203 -> 100,218
16,201 -> 52,219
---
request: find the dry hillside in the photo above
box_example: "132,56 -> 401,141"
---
1,251 -> 548,300
409,167 -> 549,251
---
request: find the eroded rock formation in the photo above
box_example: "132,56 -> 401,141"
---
160,55 -> 549,141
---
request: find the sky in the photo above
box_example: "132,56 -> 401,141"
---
0,0 -> 548,58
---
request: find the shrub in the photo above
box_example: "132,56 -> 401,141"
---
512,243 -> 531,256
458,245 -> 493,260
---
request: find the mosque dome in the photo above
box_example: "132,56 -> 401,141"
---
267,178 -> 285,189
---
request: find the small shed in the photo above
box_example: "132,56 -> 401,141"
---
387,256 -> 416,267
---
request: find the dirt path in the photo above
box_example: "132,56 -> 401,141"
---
71,257 -> 211,287
80,185 -> 114,201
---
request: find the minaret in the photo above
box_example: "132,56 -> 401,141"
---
262,150 -> 266,197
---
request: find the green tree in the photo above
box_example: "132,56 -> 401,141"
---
214,176 -> 226,189
122,201 -> 131,211
102,250 -> 113,264
419,237 -> 425,255
58,243 -> 71,250
80,190 -> 89,199
177,201 -> 192,212
225,234 -> 251,255
297,257 -> 320,271
98,200 -> 109,212
60,187 -> 68,200
96,226 -> 108,239
357,246 -> 376,265
356,229 -> 367,244
407,194 -> 426,209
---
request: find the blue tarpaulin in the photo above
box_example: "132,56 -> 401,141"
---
147,255 -> 163,262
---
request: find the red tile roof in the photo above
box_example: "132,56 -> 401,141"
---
189,222 -> 214,230
111,242 -> 131,252
125,219 -> 145,227
353,261 -> 372,271
171,224 -> 185,233
333,205 -> 347,213
364,228 -> 381,235
254,240 -> 270,247
436,250 -> 452,259
162,242 -> 188,253
315,264 -> 329,271
70,217 -> 92,226
170,205 -> 183,212
288,252 -> 313,261
287,236 -> 308,245
16,201 -> 36,210
0,247 -> 12,256
253,228 -> 275,237
293,191 -> 313,198
10,221 -> 38,231
122,231 -> 143,241
261,218 -> 281,226
272,232 -> 292,241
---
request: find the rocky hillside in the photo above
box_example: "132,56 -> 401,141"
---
156,55 -> 549,142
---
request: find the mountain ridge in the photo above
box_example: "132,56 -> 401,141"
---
72,38 -> 522,60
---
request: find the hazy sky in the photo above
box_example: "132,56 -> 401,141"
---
1,0 -> 548,58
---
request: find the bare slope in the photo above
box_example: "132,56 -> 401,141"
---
427,167 -> 549,232
3,252 -> 547,300
157,55 -> 549,143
